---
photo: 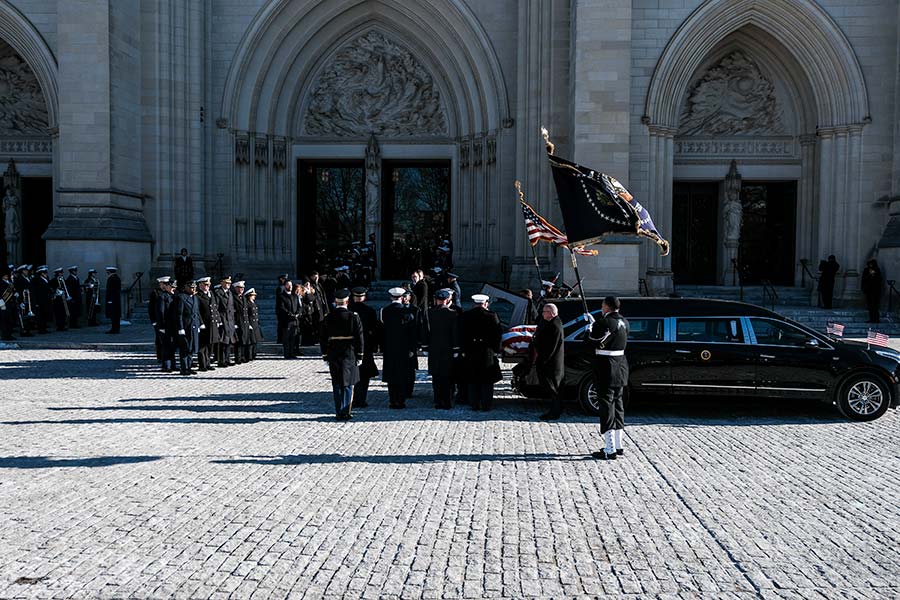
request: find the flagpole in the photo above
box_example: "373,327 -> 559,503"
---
568,249 -> 590,316
515,180 -> 545,288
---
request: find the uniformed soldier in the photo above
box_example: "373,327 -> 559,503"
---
83,268 -> 100,326
196,276 -> 220,371
14,265 -> 34,336
49,268 -> 69,331
31,266 -> 52,334
426,288 -> 460,409
214,276 -> 236,366
65,266 -> 82,329
349,286 -> 380,408
243,288 -> 262,361
460,293 -> 503,411
0,267 -> 16,341
320,288 -> 364,420
445,272 -> 462,308
232,280 -> 248,365
169,280 -> 201,376
401,288 -> 421,398
584,296 -> 629,460
150,276 -> 176,372
274,274 -> 288,343
105,266 -> 122,334
381,286 -> 418,408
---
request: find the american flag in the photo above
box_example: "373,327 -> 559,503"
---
867,330 -> 890,348
501,324 -> 537,356
520,200 -> 598,256
826,322 -> 844,337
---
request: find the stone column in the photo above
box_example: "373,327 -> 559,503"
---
796,134 -> 817,287
44,0 -> 151,286
643,125 -> 675,295
842,125 -> 864,301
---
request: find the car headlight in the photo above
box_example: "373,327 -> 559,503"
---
874,349 -> 900,364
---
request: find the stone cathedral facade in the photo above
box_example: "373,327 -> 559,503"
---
0,0 -> 898,299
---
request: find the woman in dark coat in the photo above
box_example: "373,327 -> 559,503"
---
531,303 -> 565,420
861,259 -> 883,323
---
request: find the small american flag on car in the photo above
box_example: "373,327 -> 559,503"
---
501,325 -> 537,355
867,330 -> 890,348
826,322 -> 844,337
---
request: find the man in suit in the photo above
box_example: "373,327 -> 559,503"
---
460,294 -> 503,411
381,287 -> 418,408
65,266 -> 82,328
584,296 -> 629,460
533,303 -> 565,420
320,288 -> 364,421
104,266 -> 122,334
426,289 -> 460,409
274,274 -> 288,342
196,276 -> 221,371
276,278 -> 301,358
349,287 -> 380,408
214,276 -> 236,366
169,280 -> 201,375
411,269 -> 429,311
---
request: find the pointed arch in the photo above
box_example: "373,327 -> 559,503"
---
644,0 -> 869,130
0,0 -> 57,129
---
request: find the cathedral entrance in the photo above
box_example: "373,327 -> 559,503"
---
672,182 -> 719,285
738,181 -> 796,285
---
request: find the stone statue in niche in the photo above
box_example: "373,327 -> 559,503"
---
304,30 -> 447,137
679,50 -> 784,137
364,133 -> 381,242
723,160 -> 742,242
0,41 -> 49,136
3,185 -> 20,261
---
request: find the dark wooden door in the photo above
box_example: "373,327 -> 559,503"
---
672,182 -> 719,285
739,182 -> 796,285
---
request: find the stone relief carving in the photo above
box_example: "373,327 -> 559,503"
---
3,159 -> 21,264
235,137 -> 249,164
459,142 -> 469,169
674,138 -> 796,158
254,138 -> 268,167
679,51 -> 784,137
0,41 -> 49,137
486,136 -> 496,165
303,30 -> 448,137
472,139 -> 483,167
272,141 -> 287,170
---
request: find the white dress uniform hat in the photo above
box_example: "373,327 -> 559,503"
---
244,287 -> 256,296
105,266 -> 118,272
541,280 -> 555,287
156,276 -> 172,283
471,293 -> 490,303
36,265 -> 48,273
68,265 -> 78,271
233,280 -> 245,288
196,276 -> 211,284
388,287 -> 406,298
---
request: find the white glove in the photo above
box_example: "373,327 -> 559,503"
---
199,324 -> 206,330
158,329 -> 165,334
0,299 -> 5,310
249,326 -> 253,330
178,329 -> 186,335
583,312 -> 596,324
234,325 -> 238,329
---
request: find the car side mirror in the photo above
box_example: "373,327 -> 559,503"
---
805,338 -> 819,348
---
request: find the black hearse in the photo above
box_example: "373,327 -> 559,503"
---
484,285 -> 900,421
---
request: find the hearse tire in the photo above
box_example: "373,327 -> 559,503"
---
836,374 -> 890,422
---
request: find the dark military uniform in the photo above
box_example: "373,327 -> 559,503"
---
83,272 -> 100,326
151,287 -> 175,372
232,289 -> 248,364
214,284 -> 236,366
460,305 -> 503,411
169,289 -> 201,375
50,272 -> 69,331
276,289 -> 301,358
320,303 -> 364,419
244,296 -> 263,361
31,273 -> 52,334
13,271 -> 33,336
65,270 -> 82,328
587,309 -> 629,457
380,300 -> 418,408
197,287 -> 221,371
105,270 -> 122,333
0,275 -> 15,340
426,302 -> 460,409
349,295 -> 380,408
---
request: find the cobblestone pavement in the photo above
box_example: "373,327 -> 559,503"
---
1,342 -> 899,599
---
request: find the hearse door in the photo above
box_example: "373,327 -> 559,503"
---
623,317 -> 671,394
669,317 -> 756,396
746,317 -> 834,399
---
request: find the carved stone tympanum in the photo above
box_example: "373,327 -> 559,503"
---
303,30 -> 448,137
0,40 -> 49,136
679,51 -> 784,137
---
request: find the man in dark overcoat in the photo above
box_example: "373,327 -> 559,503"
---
151,276 -> 176,372
30,266 -> 52,334
231,281 -> 248,364
460,293 -> 503,411
381,287 -> 418,408
214,276 -> 236,366
65,266 -> 82,328
104,266 -> 121,334
196,276 -> 221,371
426,289 -> 460,409
585,296 -> 629,460
349,287 -> 380,408
169,281 -> 201,375
533,302 -> 565,420
320,288 -> 364,420
277,279 -> 301,358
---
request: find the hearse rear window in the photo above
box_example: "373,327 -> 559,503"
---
675,318 -> 744,343
628,318 -> 664,341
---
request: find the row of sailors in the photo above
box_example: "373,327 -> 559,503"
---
0,264 -> 121,340
148,275 -> 263,375
319,285 -> 504,419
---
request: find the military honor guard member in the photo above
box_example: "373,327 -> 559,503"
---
50,267 -> 69,332
169,280 -> 201,375
426,288 -> 460,409
232,281 -> 248,365
381,286 -> 419,408
243,288 -> 262,361
196,276 -> 221,371
31,266 -> 52,334
320,288 -> 364,421
14,265 -> 34,336
65,266 -> 82,329
349,287 -> 380,408
151,276 -> 176,372
213,276 -> 236,366
83,268 -> 100,327
105,266 -> 122,334
533,303 -> 565,420
461,293 -> 503,411
274,274 -> 289,342
276,278 -> 301,358
0,267 -> 16,341
584,296 -> 629,460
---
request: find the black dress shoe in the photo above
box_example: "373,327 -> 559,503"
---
591,451 -> 616,460
616,449 -> 624,456
539,413 -> 561,421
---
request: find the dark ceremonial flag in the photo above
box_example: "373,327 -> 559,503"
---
543,130 -> 670,255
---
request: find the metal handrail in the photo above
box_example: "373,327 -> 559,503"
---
122,272 -> 143,320
799,259 -> 819,287
638,278 -> 649,297
761,279 -> 778,310
888,279 -> 899,313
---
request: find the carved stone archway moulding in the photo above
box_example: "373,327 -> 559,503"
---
0,2 -> 57,130
642,0 -> 870,296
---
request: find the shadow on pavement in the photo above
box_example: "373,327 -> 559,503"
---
0,455 -> 162,469
211,452 -> 586,466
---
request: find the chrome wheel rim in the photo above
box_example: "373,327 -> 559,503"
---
586,382 -> 599,410
847,380 -> 884,415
